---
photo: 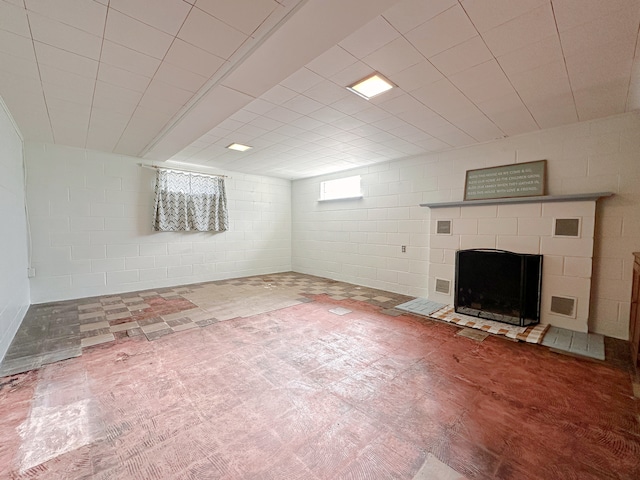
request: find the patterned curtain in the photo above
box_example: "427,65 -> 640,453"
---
153,169 -> 229,232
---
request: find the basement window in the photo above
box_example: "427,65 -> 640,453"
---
319,175 -> 362,201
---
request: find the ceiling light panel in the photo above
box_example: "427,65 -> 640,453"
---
227,143 -> 252,152
347,73 -> 394,99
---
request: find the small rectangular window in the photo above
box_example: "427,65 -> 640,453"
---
319,175 -> 362,201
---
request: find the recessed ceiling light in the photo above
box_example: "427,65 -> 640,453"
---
227,143 -> 252,152
347,73 -> 394,100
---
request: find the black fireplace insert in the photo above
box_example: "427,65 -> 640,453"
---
454,249 -> 542,327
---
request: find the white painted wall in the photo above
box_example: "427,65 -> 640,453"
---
0,99 -> 30,362
25,142 -> 291,303
292,112 -> 640,339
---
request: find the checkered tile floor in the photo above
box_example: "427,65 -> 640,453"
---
0,272 -> 413,376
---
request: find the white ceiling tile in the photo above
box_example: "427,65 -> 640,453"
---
291,116 -> 324,131
460,0 -> 547,33
195,0 -> 279,36
244,98 -> 277,116
281,95 -> 324,115
306,45 -> 358,78
38,64 -> 96,96
332,116 -> 366,131
412,78 -> 479,121
0,0 -> 636,179
153,62 -> 208,93
0,69 -> 43,98
450,59 -> 514,104
93,81 -> 142,116
338,16 -> 400,58
429,36 -> 493,76
307,106 -> 347,124
370,115 -> 409,132
352,105 -> 391,124
42,81 -> 93,106
228,109 -> 259,124
97,63 -> 151,93
28,11 -> 103,59
178,7 -> 248,59
558,7 -> 640,59
507,60 -> 572,100
305,81 -> 351,105
382,0 -> 457,34
100,40 -> 162,78
280,67 -> 324,93
377,92 -> 422,115
332,63 -> 380,94
552,0 -> 639,32
481,4 -> 557,58
25,0 -> 107,35
34,41 -> 98,79
406,5 -> 477,58
570,60 -> 632,97
0,29 -> 35,59
163,39 -> 227,79
525,93 -> 579,128
86,109 -> 129,151
476,92 -> 538,136
397,104 -> 451,133
431,125 -> 476,147
109,0 -> 191,35
0,89 -> 53,142
104,9 -> 174,60
329,95 -> 370,115
363,36 -> 424,76
260,85 -> 298,104
143,79 -> 194,107
263,106 -> 303,123
574,78 -> 629,121
0,50 -> 39,80
497,35 -> 563,77
0,1 -> 30,38
389,60 -> 444,92
138,92 -> 187,117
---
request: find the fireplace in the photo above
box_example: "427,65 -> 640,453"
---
454,249 -> 543,327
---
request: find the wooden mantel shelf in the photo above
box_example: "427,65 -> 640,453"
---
420,192 -> 614,209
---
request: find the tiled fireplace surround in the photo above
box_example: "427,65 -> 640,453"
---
425,194 -> 608,332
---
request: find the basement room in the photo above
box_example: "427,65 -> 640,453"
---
0,0 -> 639,478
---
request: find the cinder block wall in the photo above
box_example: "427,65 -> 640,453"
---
292,113 -> 640,339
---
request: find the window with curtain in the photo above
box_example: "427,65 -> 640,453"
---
153,169 -> 229,232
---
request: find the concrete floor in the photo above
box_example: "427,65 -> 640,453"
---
0,273 -> 639,479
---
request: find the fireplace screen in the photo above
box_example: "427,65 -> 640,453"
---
454,249 -> 542,327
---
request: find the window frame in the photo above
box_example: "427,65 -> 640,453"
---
318,175 -> 363,202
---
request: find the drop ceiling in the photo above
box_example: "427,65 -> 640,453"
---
1,0 -> 639,179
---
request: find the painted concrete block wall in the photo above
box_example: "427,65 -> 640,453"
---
0,100 -> 30,361
428,200 -> 597,332
25,142 -> 291,303
292,112 -> 640,339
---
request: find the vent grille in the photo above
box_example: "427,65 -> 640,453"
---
554,218 -> 580,237
550,296 -> 576,317
436,220 -> 452,235
435,278 -> 451,295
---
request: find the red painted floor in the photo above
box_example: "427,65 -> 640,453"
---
1,294 -> 639,479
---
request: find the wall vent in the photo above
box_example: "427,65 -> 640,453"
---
435,278 -> 451,295
550,296 -> 577,318
436,219 -> 452,235
554,218 -> 581,237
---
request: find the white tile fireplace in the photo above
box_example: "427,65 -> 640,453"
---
423,193 -> 613,332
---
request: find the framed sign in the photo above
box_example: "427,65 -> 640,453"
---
464,160 -> 546,201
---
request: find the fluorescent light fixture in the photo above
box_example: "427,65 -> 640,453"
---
347,73 -> 394,100
227,143 -> 252,152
